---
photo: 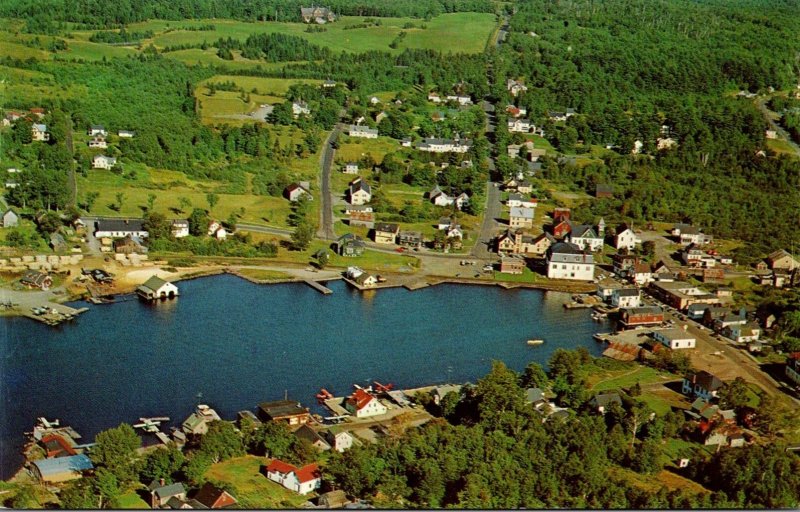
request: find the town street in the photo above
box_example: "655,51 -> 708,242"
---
317,124 -> 341,241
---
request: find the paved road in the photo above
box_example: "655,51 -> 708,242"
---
756,98 -> 800,158
66,116 -> 77,207
317,125 -> 341,240
471,182 -> 501,259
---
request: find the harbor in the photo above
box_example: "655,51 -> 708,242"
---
0,273 -> 606,478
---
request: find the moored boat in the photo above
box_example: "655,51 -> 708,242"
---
527,339 -> 544,345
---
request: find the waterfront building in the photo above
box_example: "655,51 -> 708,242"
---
618,306 -> 664,329
546,242 -> 594,281
258,400 -> 311,426
32,454 -> 93,483
610,288 -> 641,308
345,389 -> 387,418
181,404 -> 220,436
499,254 -> 526,274
648,281 -> 718,311
137,276 -> 179,301
20,270 -> 53,291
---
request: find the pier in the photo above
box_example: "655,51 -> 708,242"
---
303,279 -> 333,295
23,304 -> 89,326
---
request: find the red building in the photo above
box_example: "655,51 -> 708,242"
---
552,207 -> 571,222
552,220 -> 571,239
618,306 -> 664,329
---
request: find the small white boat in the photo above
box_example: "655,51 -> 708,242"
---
527,339 -> 544,346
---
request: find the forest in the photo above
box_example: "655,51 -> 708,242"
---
488,0 -> 800,254
1,0 -> 498,29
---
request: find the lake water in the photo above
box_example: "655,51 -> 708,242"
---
0,274 -> 608,478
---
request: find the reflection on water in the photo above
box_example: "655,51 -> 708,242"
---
0,274 -> 605,478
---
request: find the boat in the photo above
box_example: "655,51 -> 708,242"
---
527,339 -> 544,345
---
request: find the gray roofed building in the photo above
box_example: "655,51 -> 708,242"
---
294,424 -> 332,451
32,454 -> 93,483
590,392 -> 622,413
95,218 -> 148,238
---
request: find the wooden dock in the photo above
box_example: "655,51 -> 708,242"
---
24,305 -> 89,326
303,279 -> 333,295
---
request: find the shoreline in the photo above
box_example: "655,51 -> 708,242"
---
0,263 -> 597,319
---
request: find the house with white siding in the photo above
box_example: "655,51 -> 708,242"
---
547,242 -> 595,281
264,460 -> 321,495
345,389 -> 387,418
92,154 -> 117,170
347,125 -> 378,139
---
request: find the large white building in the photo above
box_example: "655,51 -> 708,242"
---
417,137 -> 471,153
347,125 -> 378,139
652,328 -> 696,350
546,242 -> 595,281
264,460 -> 321,495
345,389 -> 387,418
92,154 -> 117,170
95,219 -> 148,239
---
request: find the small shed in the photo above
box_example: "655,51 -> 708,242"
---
2,208 -> 19,228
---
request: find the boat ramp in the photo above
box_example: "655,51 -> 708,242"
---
303,279 -> 333,295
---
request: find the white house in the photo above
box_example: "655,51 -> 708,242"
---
348,178 -> 371,205
292,102 -> 311,118
88,125 -> 107,137
171,219 -> 189,238
347,125 -> 378,139
285,182 -> 312,202
682,371 -> 723,400
611,288 -> 641,308
207,220 -> 228,239
723,322 -> 761,344
344,162 -> 359,174
345,389 -> 387,417
547,242 -> 595,281
653,327 -> 696,350
508,119 -> 533,133
445,95 -> 472,106
507,193 -> 537,209
136,276 -> 179,300
614,224 -> 640,251
118,130 -> 136,138
324,428 -> 354,453
427,92 -> 442,103
92,154 -> 117,170
32,124 -> 50,142
264,460 -> 321,495
507,79 -> 528,97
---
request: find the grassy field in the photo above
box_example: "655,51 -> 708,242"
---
204,456 -> 310,509
588,365 -> 674,391
336,137 -> 399,165
128,13 -> 495,55
77,168 -> 296,228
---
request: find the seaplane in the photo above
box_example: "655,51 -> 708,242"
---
37,417 -> 60,429
316,388 -> 334,402
133,417 -> 169,433
373,381 -> 394,393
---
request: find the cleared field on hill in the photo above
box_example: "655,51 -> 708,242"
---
128,13 -> 495,54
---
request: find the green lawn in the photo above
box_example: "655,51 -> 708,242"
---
234,268 -> 292,281
116,489 -> 150,509
336,137 -> 399,165
204,455 -> 310,509
492,266 -> 544,283
588,365 -> 673,391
